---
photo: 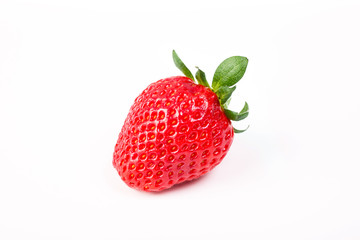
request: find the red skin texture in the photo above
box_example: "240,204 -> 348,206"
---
113,76 -> 234,191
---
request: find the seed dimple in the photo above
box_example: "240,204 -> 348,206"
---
155,179 -> 163,187
159,111 -> 165,120
131,146 -> 137,152
159,149 -> 167,158
151,92 -> 158,98
177,163 -> 184,169
178,125 -> 188,133
167,129 -> 175,136
169,108 -> 177,116
139,133 -> 146,141
156,171 -> 163,177
201,120 -> 210,128
200,160 -> 207,166
199,131 -> 208,141
148,132 -> 155,140
139,153 -> 147,160
189,161 -> 196,167
158,122 -> 166,131
167,155 -> 175,162
213,148 -> 221,156
212,128 -> 221,138
210,120 -> 219,130
202,150 -> 210,158
190,152 -> 198,159
166,99 -> 175,107
125,146 -> 131,152
131,127 -> 137,134
176,135 -> 185,144
180,114 -> 189,122
189,169 -> 197,174
148,101 -> 155,108
169,89 -> 176,96
136,173 -> 143,179
178,170 -> 184,176
168,171 -> 174,178
144,112 -> 150,121
181,144 -> 188,151
146,170 -> 153,177
170,119 -> 178,126
155,100 -> 162,108
192,123 -> 200,130
137,163 -> 145,170
188,132 -> 198,141
213,137 -> 222,147
168,180 -> 174,185
147,123 -> 156,131
192,111 -> 202,119
169,145 -> 179,153
149,152 -> 157,160
131,153 -> 138,160
195,98 -> 204,107
179,154 -> 186,161
157,133 -> 164,141
147,161 -> 155,169
157,161 -> 164,168
225,131 -> 231,140
147,143 -> 155,150
189,143 -> 198,151
201,141 -> 211,149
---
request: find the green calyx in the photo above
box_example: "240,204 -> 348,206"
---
172,50 -> 249,133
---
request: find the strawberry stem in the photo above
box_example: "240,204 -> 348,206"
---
172,50 -> 250,133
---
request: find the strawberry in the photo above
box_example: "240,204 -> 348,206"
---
113,50 -> 249,192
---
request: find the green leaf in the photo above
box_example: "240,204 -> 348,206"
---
223,97 -> 231,108
225,102 -> 249,121
240,101 -> 249,114
216,86 -> 236,105
195,67 -> 210,88
172,50 -> 194,81
233,125 -> 249,133
212,56 -> 248,91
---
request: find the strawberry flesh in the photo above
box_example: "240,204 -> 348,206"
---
113,76 -> 234,192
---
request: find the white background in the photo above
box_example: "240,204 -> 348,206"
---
1,0 -> 360,239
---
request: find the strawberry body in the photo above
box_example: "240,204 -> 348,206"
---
113,76 -> 234,191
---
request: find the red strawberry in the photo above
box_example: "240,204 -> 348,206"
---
113,50 -> 249,191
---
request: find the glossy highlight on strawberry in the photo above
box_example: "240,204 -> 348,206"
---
113,51 -> 249,191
